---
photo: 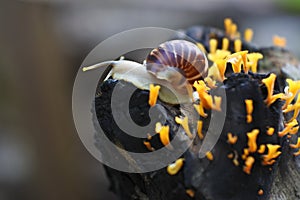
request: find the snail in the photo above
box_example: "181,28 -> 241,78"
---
146,40 -> 208,85
83,40 -> 208,104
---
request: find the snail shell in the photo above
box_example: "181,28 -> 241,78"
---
146,40 -> 208,84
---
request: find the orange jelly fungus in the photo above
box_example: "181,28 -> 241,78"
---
185,189 -> 195,198
262,74 -> 284,106
283,79 -> 300,109
247,129 -> 260,153
215,59 -> 227,81
235,51 -> 249,73
262,144 -> 281,166
193,81 -> 222,111
242,148 -> 249,160
245,99 -> 253,123
247,53 -> 263,73
244,28 -> 253,42
197,120 -> 204,140
209,38 -> 218,54
278,119 -> 299,137
234,39 -> 242,52
167,158 -> 185,175
294,150 -> 300,156
290,137 -> 300,156
243,156 -> 255,175
222,38 -> 229,50
148,84 -> 160,107
227,133 -> 238,144
258,189 -> 264,196
175,116 -> 193,139
273,35 -> 286,48
229,23 -> 239,39
224,18 -> 232,35
266,127 -> 275,136
290,137 -> 300,149
228,153 -> 234,159
283,91 -> 300,122
208,49 -> 231,63
158,125 -> 171,147
206,151 -> 214,161
226,53 -> 243,73
143,141 -> 154,151
204,77 -> 217,89
194,103 -> 208,118
258,145 -> 266,154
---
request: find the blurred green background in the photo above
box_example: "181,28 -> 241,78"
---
0,0 -> 299,199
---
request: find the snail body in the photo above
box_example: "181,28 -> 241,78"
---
83,40 -> 208,104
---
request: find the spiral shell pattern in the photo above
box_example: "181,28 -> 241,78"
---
146,40 -> 208,84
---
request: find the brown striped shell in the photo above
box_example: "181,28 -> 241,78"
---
146,40 -> 208,84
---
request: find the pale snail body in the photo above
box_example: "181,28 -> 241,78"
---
83,40 -> 208,104
146,40 -> 208,85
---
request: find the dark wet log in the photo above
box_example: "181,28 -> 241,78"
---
94,72 -> 300,200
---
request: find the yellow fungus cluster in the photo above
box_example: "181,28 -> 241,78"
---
278,119 -> 299,137
167,158 -> 185,175
206,151 -> 214,161
273,35 -> 286,48
245,99 -> 253,123
148,84 -> 160,107
283,79 -> 300,123
227,133 -> 238,145
185,189 -> 195,198
266,127 -> 274,136
204,77 -> 217,89
283,79 -> 300,108
143,141 -> 154,151
262,144 -> 281,165
156,123 -> 171,147
247,129 -> 260,153
290,137 -> 300,156
197,120 -> 204,139
247,53 -> 263,73
242,148 -> 249,160
193,80 -> 222,112
258,144 -> 266,154
175,116 -> 193,139
243,156 -> 255,175
244,28 -> 253,43
258,189 -> 264,196
284,95 -> 300,122
206,47 -> 262,81
209,38 -> 218,54
262,74 -> 285,106
224,18 -> 240,40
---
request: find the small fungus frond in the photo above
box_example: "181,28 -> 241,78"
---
197,120 -> 204,139
247,129 -> 259,153
149,84 -> 161,107
243,156 -> 255,175
262,144 -> 281,166
245,99 -> 253,123
244,28 -> 253,42
206,151 -> 214,161
175,116 -> 193,139
273,35 -> 286,48
247,53 -> 263,73
227,133 -> 238,145
266,127 -> 275,136
167,158 -> 185,175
